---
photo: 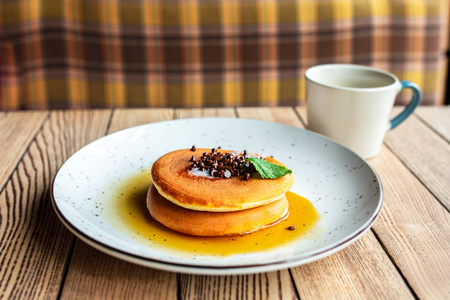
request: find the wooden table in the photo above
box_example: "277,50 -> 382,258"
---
1,106 -> 449,299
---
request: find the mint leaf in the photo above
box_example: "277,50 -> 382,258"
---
245,157 -> 292,179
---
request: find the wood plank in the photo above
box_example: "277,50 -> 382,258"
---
237,107 -> 304,127
291,233 -> 413,300
295,107 -> 308,127
0,110 -> 112,300
0,111 -> 48,192
179,271 -> 297,300
175,107 -> 236,119
62,241 -> 177,299
370,144 -> 450,299
60,109 -> 178,300
238,107 -> 413,299
174,108 -> 297,299
415,106 -> 450,142
108,108 -> 174,134
384,107 -> 450,210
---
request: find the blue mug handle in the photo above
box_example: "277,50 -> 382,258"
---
390,81 -> 422,130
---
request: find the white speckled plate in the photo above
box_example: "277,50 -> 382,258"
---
51,118 -> 382,275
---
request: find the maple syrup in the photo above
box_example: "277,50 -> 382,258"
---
101,169 -> 320,257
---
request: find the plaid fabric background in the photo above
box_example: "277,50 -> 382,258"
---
0,0 -> 448,110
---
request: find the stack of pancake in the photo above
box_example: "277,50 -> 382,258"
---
147,148 -> 295,236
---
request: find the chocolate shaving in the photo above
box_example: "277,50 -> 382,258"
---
188,148 -> 265,179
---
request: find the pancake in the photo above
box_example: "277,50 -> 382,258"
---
147,184 -> 289,236
151,148 -> 295,212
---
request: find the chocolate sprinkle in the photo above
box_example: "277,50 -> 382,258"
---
190,145 -> 196,151
188,148 -> 265,179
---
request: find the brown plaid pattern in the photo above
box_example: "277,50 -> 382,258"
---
0,0 -> 448,110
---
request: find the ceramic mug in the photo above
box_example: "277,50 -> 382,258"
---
305,64 -> 421,159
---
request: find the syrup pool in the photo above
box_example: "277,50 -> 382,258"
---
100,168 -> 320,257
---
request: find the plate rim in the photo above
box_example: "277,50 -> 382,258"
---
51,117 -> 384,274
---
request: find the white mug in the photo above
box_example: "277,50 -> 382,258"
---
305,64 -> 421,159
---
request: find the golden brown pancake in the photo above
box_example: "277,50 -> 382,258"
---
147,184 -> 289,236
151,148 -> 295,212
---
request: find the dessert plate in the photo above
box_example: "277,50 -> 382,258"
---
51,118 -> 382,275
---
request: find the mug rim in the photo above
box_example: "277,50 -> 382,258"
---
305,64 -> 400,91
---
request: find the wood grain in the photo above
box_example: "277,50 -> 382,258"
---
62,241 -> 177,300
0,110 -> 111,300
237,107 -> 304,127
384,108 -> 450,210
179,271 -> 297,300
239,107 -> 412,299
370,144 -> 450,299
0,111 -> 48,192
415,106 -> 450,142
291,233 -> 413,300
108,108 -> 174,134
60,109 -> 177,299
2,107 -> 448,299
175,107 -> 236,119
295,107 -> 308,127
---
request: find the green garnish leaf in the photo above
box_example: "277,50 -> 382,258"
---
245,157 -> 292,179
